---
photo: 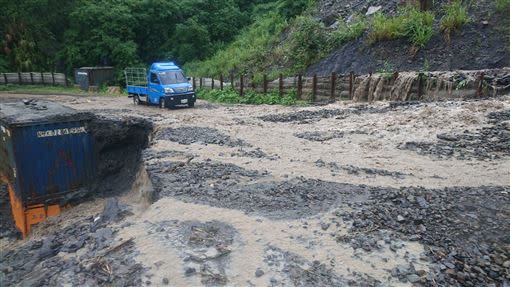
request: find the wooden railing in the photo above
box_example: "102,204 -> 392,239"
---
0,72 -> 69,86
193,68 -> 509,103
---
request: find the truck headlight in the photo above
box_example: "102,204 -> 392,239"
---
188,86 -> 194,92
164,88 -> 174,93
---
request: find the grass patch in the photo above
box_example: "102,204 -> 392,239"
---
496,0 -> 510,12
330,15 -> 367,46
0,84 -> 124,96
368,7 -> 434,48
197,88 -> 305,106
440,0 -> 469,41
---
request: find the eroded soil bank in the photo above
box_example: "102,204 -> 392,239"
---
0,94 -> 509,286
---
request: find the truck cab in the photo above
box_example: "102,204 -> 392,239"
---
126,62 -> 196,108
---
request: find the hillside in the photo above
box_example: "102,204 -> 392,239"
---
308,0 -> 510,75
189,0 -> 510,78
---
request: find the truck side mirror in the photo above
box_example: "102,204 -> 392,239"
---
187,77 -> 191,82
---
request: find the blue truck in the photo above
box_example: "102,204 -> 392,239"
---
125,62 -> 195,108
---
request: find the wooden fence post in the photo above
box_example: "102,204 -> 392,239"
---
51,72 -> 55,86
211,76 -> 214,89
30,72 -> 34,84
41,72 -> 45,85
417,73 -> 423,100
279,73 -> 283,97
330,72 -> 336,101
199,77 -> 203,88
220,74 -> 224,90
240,74 -> 244,97
349,71 -> 354,100
263,74 -> 268,94
193,77 -> 196,91
251,75 -> 256,90
3,73 -> 7,84
230,73 -> 234,89
64,73 -> 69,87
18,72 -> 22,84
477,72 -> 485,98
312,74 -> 317,102
297,74 -> 303,100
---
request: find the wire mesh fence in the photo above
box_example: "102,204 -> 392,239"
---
124,68 -> 147,87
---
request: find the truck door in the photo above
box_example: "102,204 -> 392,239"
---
148,72 -> 163,104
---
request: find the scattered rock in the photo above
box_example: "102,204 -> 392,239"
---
255,268 -> 265,277
366,6 -> 382,16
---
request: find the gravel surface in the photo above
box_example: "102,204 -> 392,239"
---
1,94 -> 509,286
156,127 -> 249,147
264,246 -> 381,286
146,158 -> 372,219
295,130 -> 345,142
335,186 -> 510,286
315,160 -> 411,179
401,110 -> 510,160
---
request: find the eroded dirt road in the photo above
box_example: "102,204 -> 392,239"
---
1,93 -> 509,287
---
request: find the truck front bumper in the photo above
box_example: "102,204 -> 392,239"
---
163,93 -> 196,107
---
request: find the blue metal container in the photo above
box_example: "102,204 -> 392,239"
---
0,101 -> 95,205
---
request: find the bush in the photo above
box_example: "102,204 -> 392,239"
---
197,88 -> 302,106
330,16 -> 367,46
368,7 -> 434,48
278,0 -> 313,19
285,16 -> 330,72
440,0 -> 469,39
495,0 -> 510,12
369,12 -> 406,43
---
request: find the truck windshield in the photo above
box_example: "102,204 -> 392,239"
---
158,71 -> 187,85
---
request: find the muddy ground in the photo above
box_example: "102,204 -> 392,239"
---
0,93 -> 509,286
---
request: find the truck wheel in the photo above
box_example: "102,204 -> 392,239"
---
160,98 -> 165,109
188,102 -> 195,108
133,95 -> 140,105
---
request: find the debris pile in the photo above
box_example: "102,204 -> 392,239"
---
144,220 -> 237,285
0,198 -> 144,286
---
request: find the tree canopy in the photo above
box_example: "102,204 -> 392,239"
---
0,0 -> 275,76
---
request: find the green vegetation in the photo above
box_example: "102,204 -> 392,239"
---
185,4 -> 288,78
331,16 -> 367,45
0,84 -> 122,96
369,7 -> 435,48
284,16 -> 331,73
187,10 -> 367,79
186,0 -> 321,79
197,88 -> 304,106
0,0 -> 275,80
496,0 -> 510,12
377,61 -> 396,79
440,0 -> 469,40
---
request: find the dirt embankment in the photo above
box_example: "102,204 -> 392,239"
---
307,0 -> 510,75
